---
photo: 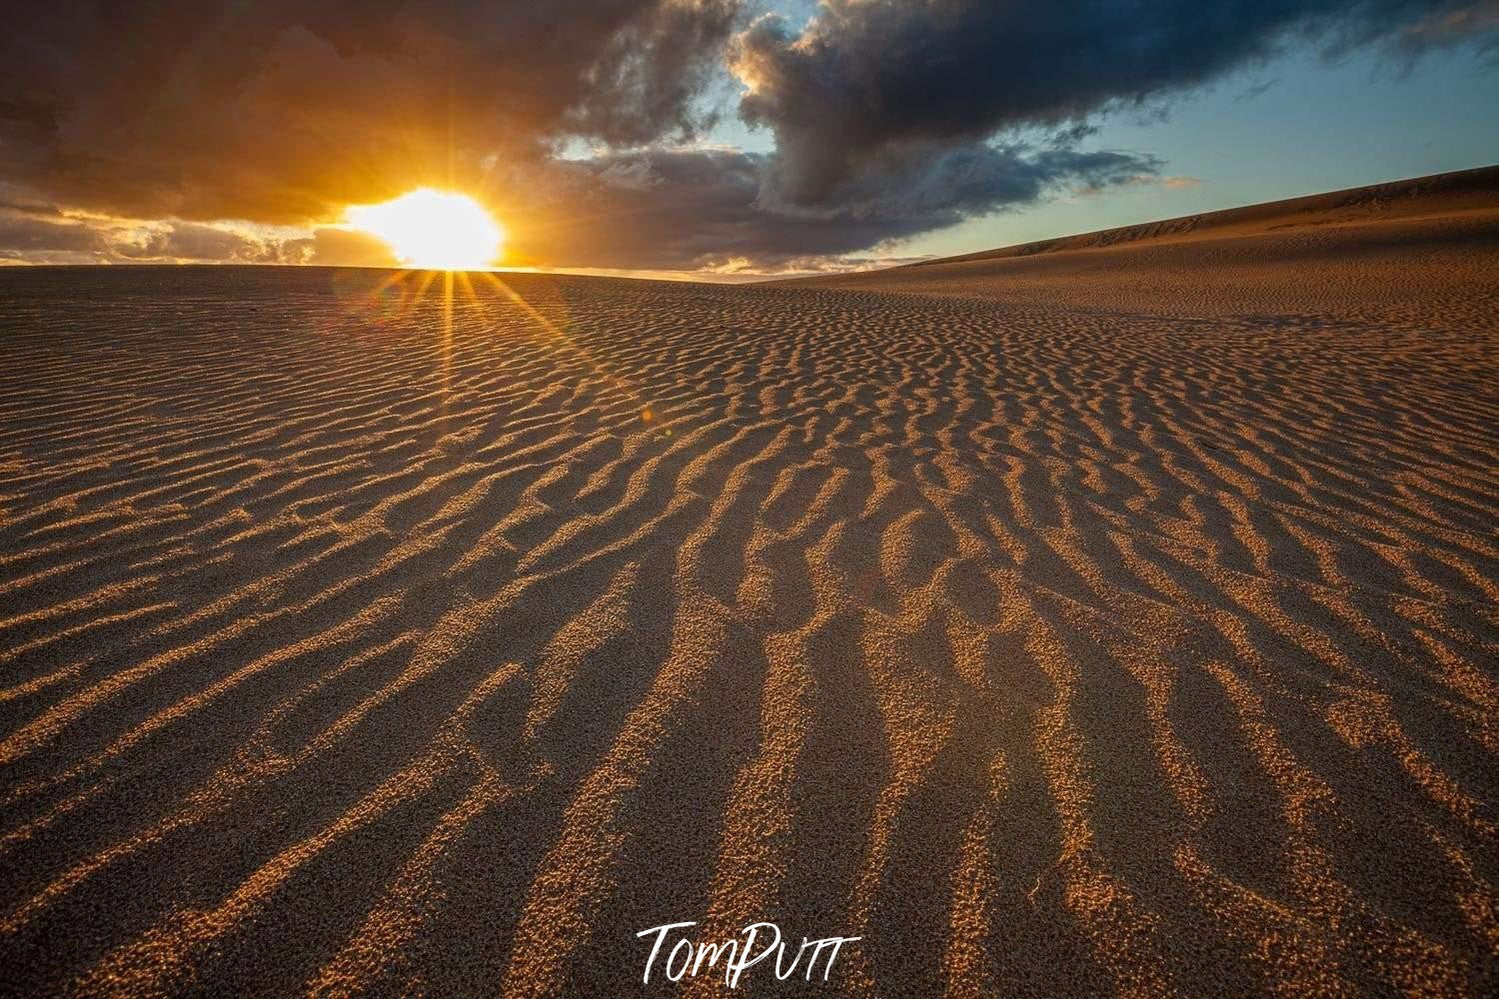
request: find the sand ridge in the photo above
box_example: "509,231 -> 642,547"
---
886,164 -> 1499,264
0,197 -> 1497,996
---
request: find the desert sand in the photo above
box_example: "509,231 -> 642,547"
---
1,170 -> 1497,996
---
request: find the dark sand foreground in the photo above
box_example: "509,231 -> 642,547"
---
2,172 -> 1498,996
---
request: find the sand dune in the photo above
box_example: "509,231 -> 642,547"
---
895,165 -> 1499,263
1,177 -> 1497,996
779,166 -> 1499,321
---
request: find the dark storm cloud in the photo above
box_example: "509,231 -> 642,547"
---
0,212 -> 285,264
1,0 -> 1495,268
0,214 -> 113,258
112,223 -> 280,263
503,142 -> 1158,269
0,1 -> 741,224
732,0 -> 1499,206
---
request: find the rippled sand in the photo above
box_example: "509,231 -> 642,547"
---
2,193 -> 1497,995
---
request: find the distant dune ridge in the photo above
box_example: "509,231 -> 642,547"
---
779,164 -> 1499,316
1,170 -> 1497,996
905,164 -> 1499,264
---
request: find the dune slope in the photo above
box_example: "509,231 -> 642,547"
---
780,164 -> 1499,318
1,196 -> 1497,997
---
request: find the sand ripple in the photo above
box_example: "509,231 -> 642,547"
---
0,232 -> 1496,997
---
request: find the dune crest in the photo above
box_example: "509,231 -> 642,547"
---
911,164 -> 1499,262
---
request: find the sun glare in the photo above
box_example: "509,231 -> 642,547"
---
346,188 -> 504,270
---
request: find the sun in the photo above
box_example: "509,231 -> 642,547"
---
346,188 -> 504,270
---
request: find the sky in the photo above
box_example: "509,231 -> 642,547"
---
2,1 -> 1496,277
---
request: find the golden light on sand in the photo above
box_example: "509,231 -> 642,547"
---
7,173 -> 1499,997
346,188 -> 504,270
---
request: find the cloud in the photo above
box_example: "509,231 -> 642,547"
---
730,0 -> 1498,208
0,136 -> 1157,272
0,1 -> 742,225
1388,0 -> 1499,48
111,222 -> 280,263
0,213 -> 114,264
502,142 -> 1158,270
0,1 -> 1494,270
0,211 -> 317,264
1235,79 -> 1283,103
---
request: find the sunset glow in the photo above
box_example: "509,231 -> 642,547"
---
346,189 -> 504,270
5,4 -> 1499,995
